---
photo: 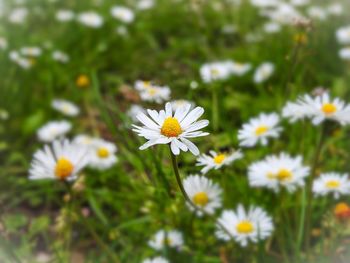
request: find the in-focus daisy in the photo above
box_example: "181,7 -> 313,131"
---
339,47 -> 350,61
200,61 -> 234,83
196,150 -> 243,174
313,173 -> 350,199
336,25 -> 350,45
282,93 -> 350,125
132,102 -> 209,155
238,113 -> 282,147
77,12 -> 103,28
37,120 -> 72,143
89,139 -> 118,170
142,256 -> 169,263
29,140 -> 89,181
248,153 -> 310,192
56,10 -> 75,22
183,175 -> 222,216
52,99 -> 79,117
148,230 -> 184,251
253,62 -> 274,83
110,6 -> 135,23
216,205 -> 274,247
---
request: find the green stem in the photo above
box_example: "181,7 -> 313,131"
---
212,87 -> 219,132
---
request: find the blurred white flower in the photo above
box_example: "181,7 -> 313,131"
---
263,22 -> 281,33
238,113 -> 282,147
73,134 -> 95,147
230,62 -> 252,76
196,150 -> 243,174
137,84 -> 171,104
327,3 -> 343,16
253,62 -> 274,83
137,0 -> 155,10
313,173 -> 350,199
88,139 -> 118,170
148,230 -> 184,251
29,140 -> 89,181
289,0 -> 309,6
111,6 -> 135,24
20,47 -> 42,57
183,174 -> 222,216
132,102 -> 209,156
216,205 -> 274,247
339,47 -> 350,61
265,3 -> 304,25
116,25 -> 128,36
56,9 -> 75,22
127,104 -> 146,122
8,7 -> 28,24
336,26 -> 350,45
200,61 -> 234,83
52,50 -> 69,63
248,153 -> 310,193
250,0 -> 278,8
77,12 -> 103,28
307,6 -> 327,21
0,37 -> 8,50
52,99 -> 79,117
37,120 -> 71,142
142,257 -> 168,263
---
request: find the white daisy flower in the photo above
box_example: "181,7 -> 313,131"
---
282,93 -> 350,125
88,139 -> 118,170
327,3 -> 343,16
77,12 -> 104,28
183,175 -> 222,216
20,47 -> 42,57
313,173 -> 350,199
253,62 -> 274,83
339,47 -> 350,61
138,85 -> 171,104
142,256 -> 168,263
132,102 -> 209,156
37,121 -> 72,143
248,153 -> 310,193
0,37 -> 8,50
238,113 -> 282,147
29,140 -> 89,181
148,230 -> 184,251
216,205 -> 274,247
111,6 -> 135,23
336,25 -> 350,45
137,0 -> 155,10
8,7 -> 28,24
170,99 -> 195,111
127,104 -> 146,122
73,134 -> 95,147
251,0 -> 278,8
196,150 -> 243,174
307,6 -> 327,21
199,61 -> 234,83
56,9 -> 75,22
52,99 -> 79,117
134,80 -> 154,91
52,50 -> 69,63
230,62 -> 251,76
266,3 -> 304,25
263,22 -> 281,33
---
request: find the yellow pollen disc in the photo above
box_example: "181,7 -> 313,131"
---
214,154 -> 226,164
161,117 -> 182,137
322,103 -> 337,115
210,68 -> 219,76
192,192 -> 209,206
163,238 -> 172,246
147,88 -> 157,95
143,81 -> 151,87
276,169 -> 292,181
76,75 -> 90,88
97,147 -> 109,158
326,180 -> 340,189
236,221 -> 254,234
55,158 -> 74,180
334,202 -> 350,215
255,125 -> 268,136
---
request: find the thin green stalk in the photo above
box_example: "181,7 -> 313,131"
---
212,86 -> 219,132
296,187 -> 306,257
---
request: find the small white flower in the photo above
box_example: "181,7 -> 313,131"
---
0,37 -> 8,50
327,3 -> 343,16
183,175 -> 222,216
307,6 -> 327,21
132,102 -> 209,156
142,257 -> 169,263
339,47 -> 350,61
8,8 -> 28,24
37,121 -> 71,143
266,3 -> 304,25
250,0 -> 278,8
216,205 -> 274,247
148,230 -> 184,251
56,9 -> 75,22
88,139 -> 118,170
200,61 -> 235,83
254,62 -> 274,83
282,93 -> 350,125
77,12 -> 104,28
52,99 -> 79,117
263,22 -> 281,33
313,173 -> 350,199
111,6 -> 135,23
290,0 -> 309,6
137,0 -> 155,10
20,47 -> 42,57
248,153 -> 310,193
127,104 -> 146,122
135,81 -> 171,104
230,62 -> 251,76
52,50 -> 69,63
29,140 -> 89,181
196,150 -> 243,174
336,25 -> 350,45
238,113 -> 282,147
73,134 -> 95,146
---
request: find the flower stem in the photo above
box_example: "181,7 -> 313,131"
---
212,86 -> 219,132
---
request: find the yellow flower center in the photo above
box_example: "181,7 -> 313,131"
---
161,117 -> 182,137
276,169 -> 292,181
97,147 -> 109,158
147,87 -> 157,96
236,221 -> 254,234
210,68 -> 219,76
214,154 -> 226,164
163,237 -> 172,246
322,103 -> 337,115
326,180 -> 340,189
255,125 -> 268,136
192,192 -> 209,206
55,158 -> 74,180
76,75 -> 90,88
143,81 -> 151,87
334,202 -> 350,216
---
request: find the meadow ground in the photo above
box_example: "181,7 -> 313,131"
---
1,0 -> 350,262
